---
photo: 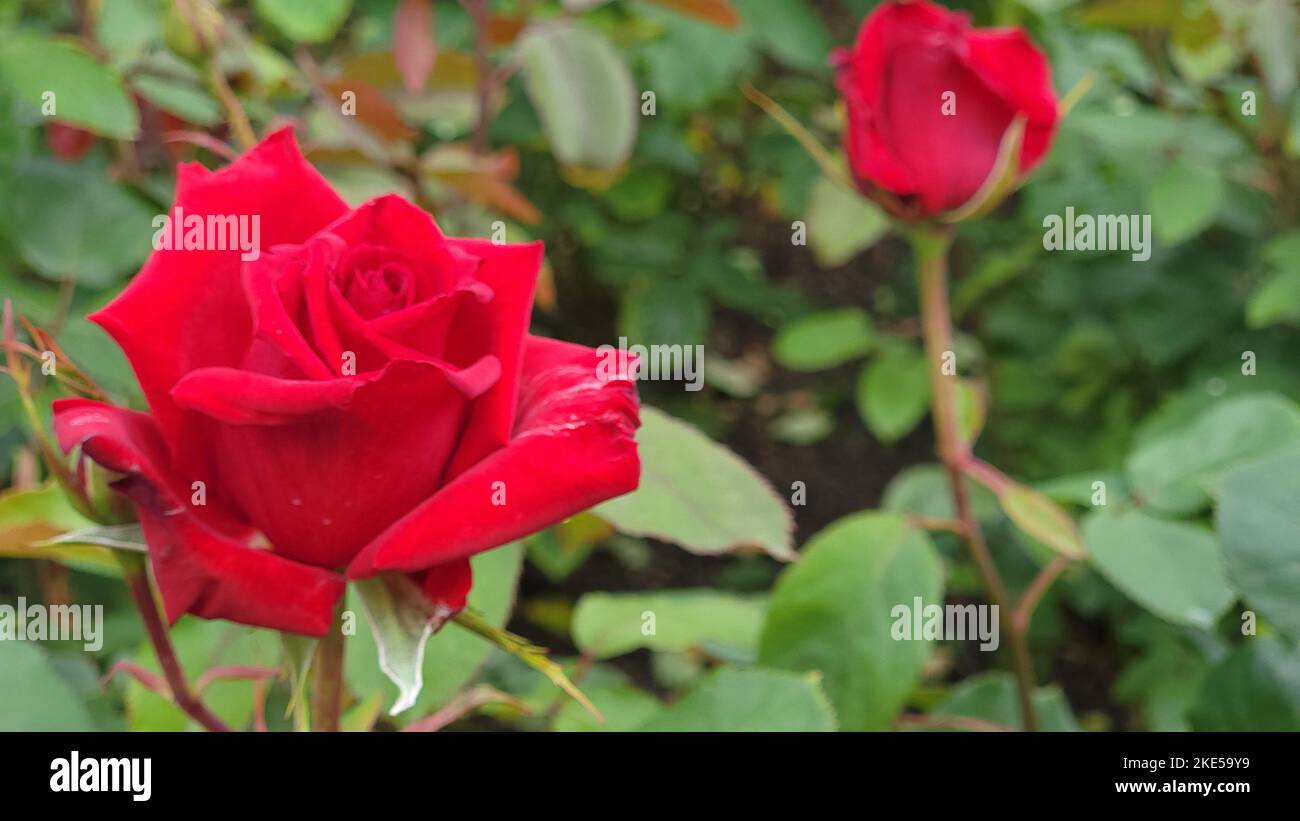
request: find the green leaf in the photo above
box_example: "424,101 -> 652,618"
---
0,157 -> 155,287
522,664 -> 660,732
572,590 -> 766,659
345,543 -> 523,723
0,642 -> 96,730
732,0 -> 831,72
519,23 -> 638,172
635,668 -> 835,732
0,33 -> 138,138
1190,637 -> 1300,731
1247,231 -> 1300,328
618,276 -> 709,348
96,0 -> 163,60
773,307 -> 874,371
933,672 -> 1079,732
856,342 -> 929,443
525,514 -> 609,582
255,0 -> 354,44
594,407 -> 795,560
132,75 -> 222,126
1125,393 -> 1300,514
882,464 -> 1001,522
1083,510 -> 1234,629
806,176 -> 889,267
1217,448 -> 1300,639
1147,159 -> 1225,246
758,512 -> 942,730
1247,265 -> 1300,328
0,483 -> 118,575
999,483 -> 1087,560
641,5 -> 754,109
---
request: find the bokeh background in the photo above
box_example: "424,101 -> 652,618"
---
0,0 -> 1297,731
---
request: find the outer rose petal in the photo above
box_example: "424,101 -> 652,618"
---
838,0 -> 961,196
346,336 -> 640,578
172,359 -> 499,570
879,36 -> 1015,213
138,507 -> 344,636
418,558 -> 473,615
91,128 -> 348,453
52,398 -> 186,512
51,399 -> 344,636
964,28 -> 1059,174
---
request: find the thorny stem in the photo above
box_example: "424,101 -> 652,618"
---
1013,556 -> 1072,634
311,600 -> 346,732
911,227 -> 1039,732
118,554 -> 230,732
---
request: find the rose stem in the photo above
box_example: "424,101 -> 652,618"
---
311,600 -> 346,732
118,554 -> 231,732
911,227 -> 1040,732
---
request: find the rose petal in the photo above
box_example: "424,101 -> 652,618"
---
174,360 -> 498,569
51,399 -> 343,636
839,0 -> 960,196
441,239 -> 544,476
964,28 -> 1059,174
880,34 -> 1014,213
418,558 -> 473,614
91,128 -> 348,452
171,357 -> 500,425
242,249 -> 335,380
139,506 -> 344,636
323,194 -> 473,301
346,336 -> 640,578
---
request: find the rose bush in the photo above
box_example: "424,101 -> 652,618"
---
834,0 -> 1060,216
51,129 -> 640,637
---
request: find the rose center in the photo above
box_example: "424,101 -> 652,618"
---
334,261 -> 415,319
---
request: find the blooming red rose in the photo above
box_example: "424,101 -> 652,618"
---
53,129 -> 640,636
835,0 -> 1059,216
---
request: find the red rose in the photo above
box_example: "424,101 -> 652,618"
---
53,129 -> 640,636
835,0 -> 1059,216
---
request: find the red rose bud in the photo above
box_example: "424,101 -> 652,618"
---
834,0 -> 1059,218
52,129 -> 640,637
